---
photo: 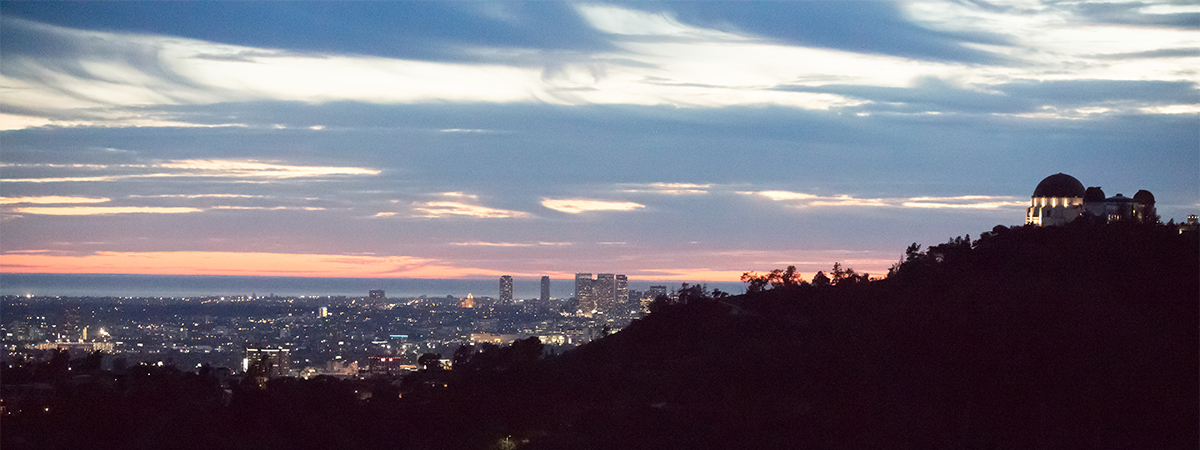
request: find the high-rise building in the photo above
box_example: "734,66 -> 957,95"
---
499,275 -> 513,303
244,346 -> 290,378
646,285 -> 668,299
596,274 -> 616,311
642,285 -> 668,313
575,273 -> 595,312
616,274 -> 629,306
369,289 -> 385,300
574,273 -> 628,313
540,276 -> 551,302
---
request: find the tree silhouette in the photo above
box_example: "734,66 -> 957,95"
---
742,265 -> 804,292
811,271 -> 830,287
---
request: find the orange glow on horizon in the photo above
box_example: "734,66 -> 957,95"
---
631,268 -> 751,283
0,250 -> 760,282
0,251 -> 551,279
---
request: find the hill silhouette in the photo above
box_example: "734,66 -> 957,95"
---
3,222 -> 1196,449
511,221 -> 1198,449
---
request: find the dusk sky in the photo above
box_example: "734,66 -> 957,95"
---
1,1 -> 1196,283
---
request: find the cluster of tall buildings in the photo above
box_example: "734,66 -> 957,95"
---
575,273 -> 628,314
499,273 -> 635,314
498,275 -> 544,305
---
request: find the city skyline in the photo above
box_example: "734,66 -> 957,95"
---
1,2 -> 1196,282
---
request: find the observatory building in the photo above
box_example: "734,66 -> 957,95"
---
1026,173 -> 1157,226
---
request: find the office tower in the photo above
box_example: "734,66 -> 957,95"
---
646,285 -> 668,299
575,273 -> 595,312
596,273 -> 616,312
499,275 -> 513,303
319,306 -> 328,318
244,346 -> 291,378
616,274 -> 629,306
369,289 -> 385,300
540,276 -> 551,302
642,285 -> 668,314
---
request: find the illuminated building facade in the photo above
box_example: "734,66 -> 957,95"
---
33,341 -> 115,353
575,272 -> 628,313
1180,215 -> 1199,234
642,285 -> 668,313
244,346 -> 291,378
499,275 -> 513,303
616,275 -> 629,306
1026,173 -> 1086,226
367,355 -> 409,376
575,273 -> 595,312
1027,173 -> 1157,226
596,274 -> 616,311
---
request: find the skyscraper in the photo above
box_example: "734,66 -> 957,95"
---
244,346 -> 290,379
642,285 -> 668,313
540,276 -> 550,302
499,275 -> 513,304
369,289 -> 385,300
616,274 -> 629,305
596,273 -> 616,312
575,273 -> 595,312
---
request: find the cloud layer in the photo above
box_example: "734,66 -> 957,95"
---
0,2 -> 1195,284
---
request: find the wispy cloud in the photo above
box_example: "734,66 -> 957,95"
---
412,201 -> 529,219
450,241 -> 532,247
622,182 -> 711,195
541,198 -> 646,214
8,206 -> 203,215
742,191 -> 1023,210
748,191 -> 818,201
576,4 -> 746,41
438,192 -> 479,199
902,0 -> 1198,84
2,2 -> 1194,131
439,128 -> 495,133
129,194 -> 265,199
0,196 -> 110,204
1,159 -> 380,183
210,206 -> 326,211
154,159 -> 380,179
449,241 -> 574,247
902,196 -> 1026,209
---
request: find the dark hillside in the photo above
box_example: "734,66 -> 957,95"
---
518,222 -> 1198,449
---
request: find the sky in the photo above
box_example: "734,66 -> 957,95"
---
1,1 -> 1197,284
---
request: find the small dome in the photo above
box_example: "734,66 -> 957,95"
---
1133,190 -> 1155,205
1033,173 -> 1086,198
1084,186 -> 1106,202
1105,194 -> 1136,203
